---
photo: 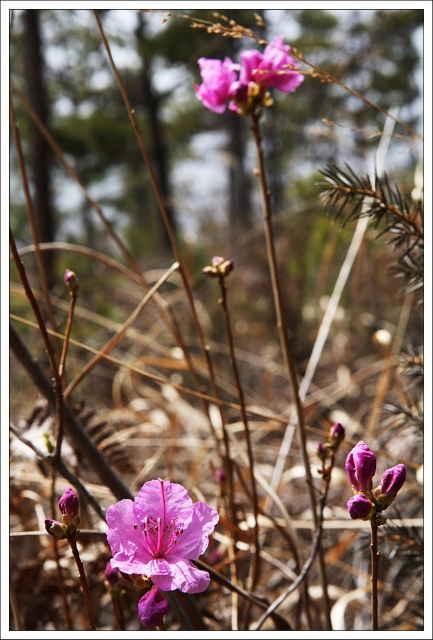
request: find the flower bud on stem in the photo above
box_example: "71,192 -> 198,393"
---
59,270 -> 79,382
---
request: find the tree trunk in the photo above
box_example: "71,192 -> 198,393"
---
24,10 -> 56,286
135,13 -> 176,254
226,111 -> 252,234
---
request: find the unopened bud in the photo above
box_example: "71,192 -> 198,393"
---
203,256 -> 234,278
317,442 -> 329,461
346,493 -> 374,520
345,441 -> 376,492
374,463 -> 406,509
330,421 -> 345,444
45,518 -> 67,540
104,562 -> 119,585
138,587 -> 169,628
64,269 -> 79,295
59,487 -> 79,520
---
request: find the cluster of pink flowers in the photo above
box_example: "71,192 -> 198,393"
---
195,36 -> 304,115
106,478 -> 219,628
345,441 -> 406,521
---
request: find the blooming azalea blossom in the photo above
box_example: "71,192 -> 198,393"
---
195,57 -> 239,113
195,36 -> 304,115
239,36 -> 304,93
106,479 -> 219,594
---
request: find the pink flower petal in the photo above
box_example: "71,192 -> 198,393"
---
134,479 -> 193,528
106,499 -> 153,575
152,556 -> 210,593
177,501 -> 220,558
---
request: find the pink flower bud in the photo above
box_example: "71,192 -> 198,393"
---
317,442 -> 328,461
138,587 -> 169,628
345,441 -> 376,491
374,464 -> 406,508
216,468 -> 227,484
203,256 -> 234,278
45,518 -> 67,539
104,562 -> 120,586
346,494 -> 373,520
64,269 -> 79,295
59,486 -> 79,519
330,421 -> 345,444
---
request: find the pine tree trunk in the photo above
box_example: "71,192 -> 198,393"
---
24,9 -> 56,286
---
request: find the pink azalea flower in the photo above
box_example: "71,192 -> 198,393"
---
106,479 -> 219,594
195,57 -> 239,113
345,440 -> 377,492
239,36 -> 304,93
195,37 -> 303,115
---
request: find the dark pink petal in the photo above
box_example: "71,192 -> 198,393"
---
104,562 -> 120,586
249,36 -> 304,93
229,80 -> 249,104
138,588 -> 169,628
376,464 -> 406,508
195,57 -> 239,113
347,494 -> 373,520
379,464 -> 406,495
345,441 -> 376,491
106,499 -> 152,574
58,486 -> 79,518
239,50 -> 264,84
151,556 -> 210,593
263,36 -> 291,66
330,421 -> 345,443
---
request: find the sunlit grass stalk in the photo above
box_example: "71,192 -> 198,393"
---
250,110 -> 331,627
215,272 -> 261,596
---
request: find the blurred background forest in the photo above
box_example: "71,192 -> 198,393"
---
9,7 -> 424,404
8,7 -> 425,632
